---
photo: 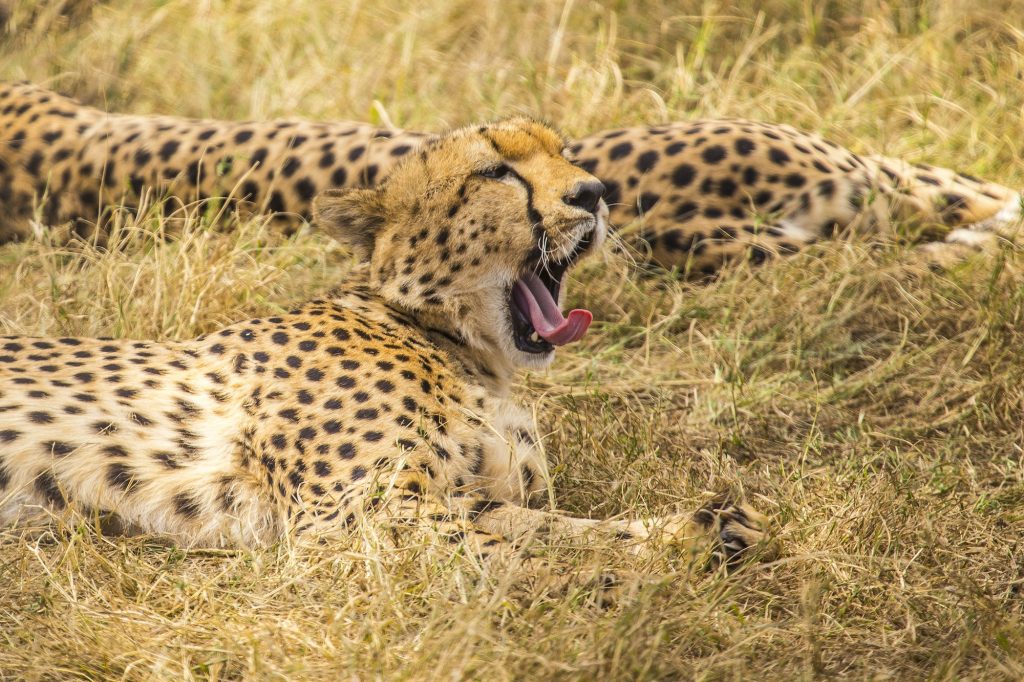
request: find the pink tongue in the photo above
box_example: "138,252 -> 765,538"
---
512,272 -> 592,346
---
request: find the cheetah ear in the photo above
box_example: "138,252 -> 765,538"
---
313,188 -> 387,259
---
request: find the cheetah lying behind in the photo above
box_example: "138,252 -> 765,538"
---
0,118 -> 765,572
0,81 -> 1019,276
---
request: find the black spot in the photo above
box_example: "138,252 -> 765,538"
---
295,178 -> 317,201
331,166 -> 348,186
609,142 -> 633,160
662,230 -> 699,255
671,164 -> 696,187
717,178 -> 738,197
769,148 -> 791,165
942,192 -> 966,209
635,150 -> 659,173
749,245 -> 771,264
821,220 -> 840,237
43,441 -> 76,456
173,492 -> 202,518
93,421 -> 117,434
25,151 -> 44,175
734,138 -> 755,156
674,201 -> 699,222
104,445 -> 128,457
185,159 -> 204,185
158,140 -> 180,161
268,191 -> 286,213
701,145 -> 726,164
130,412 -> 153,426
281,157 -> 301,178
665,141 -> 686,156
638,192 -> 660,213
234,129 -> 254,143
107,463 -> 135,491
34,471 -> 65,508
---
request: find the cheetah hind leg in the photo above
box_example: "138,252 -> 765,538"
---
838,154 -> 1022,269
862,154 -> 1023,240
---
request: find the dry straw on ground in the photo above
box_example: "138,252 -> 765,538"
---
1,0 -> 1024,679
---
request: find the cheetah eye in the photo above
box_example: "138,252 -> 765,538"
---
478,164 -> 512,180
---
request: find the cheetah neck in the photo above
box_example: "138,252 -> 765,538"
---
325,270 -> 515,395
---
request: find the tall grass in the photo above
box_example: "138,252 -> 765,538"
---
1,0 -> 1023,678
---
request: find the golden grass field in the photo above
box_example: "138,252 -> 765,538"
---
2,0 -> 1024,678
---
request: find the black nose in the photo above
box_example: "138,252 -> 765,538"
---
562,180 -> 605,214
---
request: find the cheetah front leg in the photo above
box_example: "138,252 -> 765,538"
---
453,495 -> 770,568
293,466 -> 768,571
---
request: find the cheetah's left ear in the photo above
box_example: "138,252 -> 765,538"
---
313,188 -> 387,259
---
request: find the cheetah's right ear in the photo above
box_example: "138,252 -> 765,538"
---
313,188 -> 387,260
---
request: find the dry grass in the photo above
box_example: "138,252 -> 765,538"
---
2,0 -> 1024,678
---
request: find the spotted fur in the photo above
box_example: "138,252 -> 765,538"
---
0,118 -> 766,571
1,81 -> 1019,275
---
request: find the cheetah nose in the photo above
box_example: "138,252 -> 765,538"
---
562,180 -> 605,214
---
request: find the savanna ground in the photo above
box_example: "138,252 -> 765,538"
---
1,0 -> 1024,678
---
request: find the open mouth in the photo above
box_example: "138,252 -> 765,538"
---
509,228 -> 595,354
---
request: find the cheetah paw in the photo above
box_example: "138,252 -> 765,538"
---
692,498 -> 771,569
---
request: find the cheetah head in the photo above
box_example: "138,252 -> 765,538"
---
313,117 -> 608,370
